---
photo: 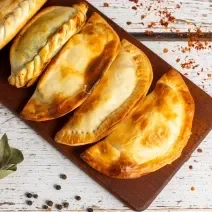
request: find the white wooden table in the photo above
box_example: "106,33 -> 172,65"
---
0,0 -> 212,211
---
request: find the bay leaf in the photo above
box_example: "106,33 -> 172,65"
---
0,134 -> 11,169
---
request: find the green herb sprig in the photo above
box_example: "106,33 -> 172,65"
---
0,134 -> 24,179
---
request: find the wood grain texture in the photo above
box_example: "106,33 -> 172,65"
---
90,0 -> 212,33
0,41 -> 212,211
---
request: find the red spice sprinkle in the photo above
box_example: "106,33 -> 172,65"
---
141,15 -> 145,19
192,64 -> 199,69
207,73 -> 212,78
103,2 -> 109,7
159,10 -> 176,28
176,58 -> 180,63
176,4 -> 181,8
197,148 -> 203,153
163,48 -> 168,53
145,30 -> 153,35
181,59 -> 196,69
129,0 -> 139,3
191,186 -> 195,191
148,22 -> 156,28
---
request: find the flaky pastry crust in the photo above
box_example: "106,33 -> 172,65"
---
0,0 -> 47,50
55,39 -> 153,146
9,2 -> 88,88
81,70 -> 195,179
21,12 -> 120,121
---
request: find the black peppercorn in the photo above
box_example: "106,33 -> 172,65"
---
33,194 -> 38,199
26,200 -> 33,206
56,204 -> 63,210
60,174 -> 67,180
75,195 -> 81,201
87,208 -> 93,212
42,205 -> 48,209
55,185 -> 61,190
46,200 -> 53,207
63,202 -> 69,208
26,193 -> 33,198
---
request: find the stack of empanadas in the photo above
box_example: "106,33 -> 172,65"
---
1,1 -> 195,179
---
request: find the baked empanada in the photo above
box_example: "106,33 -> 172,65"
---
55,39 -> 153,146
81,70 -> 195,179
0,0 -> 47,50
8,2 -> 88,88
21,13 -> 120,121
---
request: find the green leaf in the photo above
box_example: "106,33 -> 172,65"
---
0,165 -> 17,180
0,134 -> 12,168
0,134 -> 24,180
8,148 -> 24,165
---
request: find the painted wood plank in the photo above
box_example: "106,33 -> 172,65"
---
90,0 -> 212,33
0,41 -> 211,211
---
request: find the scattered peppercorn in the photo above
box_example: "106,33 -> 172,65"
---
75,195 -> 81,201
55,185 -> 61,190
42,205 -> 48,209
60,174 -> 67,180
87,208 -> 94,212
63,202 -> 69,208
126,21 -> 132,25
26,193 -> 33,198
26,200 -> 33,206
56,204 -> 63,210
189,165 -> 193,170
33,194 -> 38,199
191,186 -> 195,191
47,200 -> 53,207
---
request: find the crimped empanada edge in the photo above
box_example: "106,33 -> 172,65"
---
0,0 -> 47,50
8,2 -> 88,88
55,39 -> 153,146
81,70 -> 195,179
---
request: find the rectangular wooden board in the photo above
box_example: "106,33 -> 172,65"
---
0,0 -> 212,210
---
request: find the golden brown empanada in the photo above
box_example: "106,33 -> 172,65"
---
21,13 -> 120,121
55,39 -> 153,146
81,70 -> 195,179
0,0 -> 47,50
8,2 -> 88,88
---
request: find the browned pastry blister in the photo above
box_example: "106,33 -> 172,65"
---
55,39 -> 153,146
81,70 -> 195,179
21,12 -> 120,121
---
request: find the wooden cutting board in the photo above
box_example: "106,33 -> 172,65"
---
0,0 -> 212,210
